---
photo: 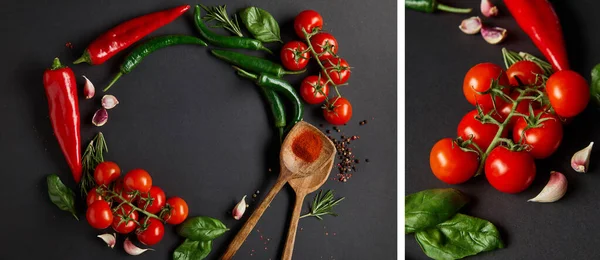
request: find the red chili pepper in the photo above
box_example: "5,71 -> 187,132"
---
43,58 -> 82,182
74,5 -> 190,65
504,0 -> 569,72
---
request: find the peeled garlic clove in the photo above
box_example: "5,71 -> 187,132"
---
101,95 -> 119,109
572,142 -> 594,173
83,75 -> 95,99
92,108 -> 108,127
124,237 -> 154,255
459,17 -> 482,35
97,233 -> 116,248
232,195 -> 247,220
528,171 -> 567,203
481,26 -> 507,44
481,0 -> 498,17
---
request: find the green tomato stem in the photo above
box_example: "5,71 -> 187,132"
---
303,29 -> 341,101
105,189 -> 163,222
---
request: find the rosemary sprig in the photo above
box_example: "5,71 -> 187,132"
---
200,4 -> 244,37
300,190 -> 345,220
79,132 -> 107,196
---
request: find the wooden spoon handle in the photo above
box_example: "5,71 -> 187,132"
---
281,192 -> 307,260
221,176 -> 289,260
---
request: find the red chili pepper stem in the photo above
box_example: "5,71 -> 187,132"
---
51,57 -> 65,70
103,73 -> 123,92
73,51 -> 91,65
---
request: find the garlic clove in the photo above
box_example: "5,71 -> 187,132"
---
481,26 -> 507,44
124,237 -> 154,255
92,108 -> 108,127
83,75 -> 95,99
232,195 -> 247,220
528,171 -> 568,203
480,0 -> 498,17
459,17 -> 482,35
101,95 -> 119,110
97,233 -> 116,248
572,142 -> 594,173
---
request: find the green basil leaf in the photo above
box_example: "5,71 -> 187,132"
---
415,213 -> 504,260
173,239 -> 212,260
177,216 -> 229,241
405,188 -> 469,234
47,174 -> 78,220
240,7 -> 282,43
590,63 -> 600,106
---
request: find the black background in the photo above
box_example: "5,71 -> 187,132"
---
0,0 -> 397,259
406,0 -> 600,259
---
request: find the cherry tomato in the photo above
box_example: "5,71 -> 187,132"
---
323,97 -> 352,125
294,10 -> 323,38
545,70 -> 590,118
86,200 -> 113,229
497,91 -> 537,129
114,178 -> 136,203
310,33 -> 338,61
86,187 -> 106,206
506,60 -> 544,87
463,63 -> 510,110
112,205 -> 138,234
300,75 -> 329,104
138,186 -> 166,214
429,138 -> 479,184
323,58 -> 351,85
94,161 -> 121,186
136,218 -> 164,246
280,41 -> 310,71
164,197 -> 189,225
485,146 -> 536,194
123,169 -> 152,193
513,111 -> 563,159
457,110 -> 507,151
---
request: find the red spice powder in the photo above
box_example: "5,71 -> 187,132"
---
292,130 -> 323,162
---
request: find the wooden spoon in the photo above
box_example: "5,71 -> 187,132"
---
221,121 -> 336,260
282,143 -> 335,260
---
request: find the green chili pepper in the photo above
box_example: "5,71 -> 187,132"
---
212,49 -> 304,78
235,67 -> 303,131
104,35 -> 207,91
259,86 -> 286,140
406,0 -> 472,13
194,5 -> 272,54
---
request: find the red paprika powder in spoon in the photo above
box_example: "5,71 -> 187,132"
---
292,130 -> 323,162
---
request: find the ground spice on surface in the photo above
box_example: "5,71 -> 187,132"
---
292,130 -> 323,162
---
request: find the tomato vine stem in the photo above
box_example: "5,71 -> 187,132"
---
103,188 -> 164,223
302,28 -> 342,99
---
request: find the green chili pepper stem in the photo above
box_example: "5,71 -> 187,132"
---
284,69 -> 307,75
212,49 -> 288,77
73,51 -> 91,65
436,3 -> 472,13
51,57 -> 64,70
104,73 -> 122,92
234,66 -> 259,80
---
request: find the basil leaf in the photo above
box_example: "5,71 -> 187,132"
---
173,239 -> 212,260
177,216 -> 229,241
47,174 -> 78,220
405,188 -> 469,234
415,213 -> 504,260
591,63 -> 600,106
240,7 -> 282,43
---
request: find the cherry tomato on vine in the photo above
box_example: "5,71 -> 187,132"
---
545,70 -> 590,118
137,218 -> 164,246
497,91 -> 537,129
294,10 -> 323,38
323,58 -> 351,85
112,204 -> 138,234
485,146 -> 536,194
457,109 -> 507,151
123,169 -> 152,193
164,197 -> 189,225
86,187 -> 106,206
429,138 -> 479,184
86,200 -> 113,229
114,178 -> 136,203
512,111 -> 563,159
310,33 -> 338,61
138,186 -> 166,214
463,63 -> 510,110
93,161 -> 121,186
506,60 -> 544,87
323,97 -> 352,125
280,41 -> 310,71
300,75 -> 329,104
